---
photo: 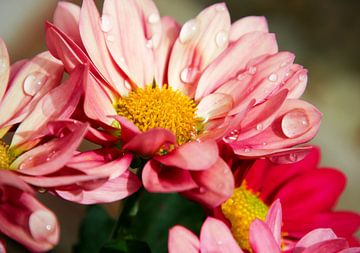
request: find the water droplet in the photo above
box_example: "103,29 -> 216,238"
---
298,74 -> 307,82
199,187 -> 206,193
146,39 -> 153,48
285,71 -> 290,77
237,73 -> 246,80
288,153 -> 298,162
215,30 -> 228,47
0,57 -> 7,73
45,150 -> 57,162
215,4 -> 226,11
217,240 -> 223,245
179,19 -> 198,43
148,13 -> 160,24
100,15 -> 112,32
248,66 -> 257,75
38,188 -> 47,193
281,109 -> 310,138
268,73 -> 278,82
23,72 -> 48,96
262,142 -> 267,146
256,123 -> 263,131
244,147 -> 251,153
124,80 -> 132,90
29,210 -> 56,240
106,34 -> 115,42
180,67 -> 199,84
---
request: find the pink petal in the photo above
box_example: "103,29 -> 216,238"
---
168,225 -> 200,253
196,93 -> 233,121
102,0 -> 156,87
11,64 -> 84,150
231,99 -> 322,156
195,31 -> 278,100
168,3 -> 231,93
55,170 -> 141,204
265,199 -> 282,246
0,38 -> 10,102
282,65 -> 308,99
79,0 -> 128,95
0,51 -> 63,128
83,70 -> 117,125
12,122 -> 88,176
155,17 -> 180,86
0,170 -> 33,193
155,140 -> 218,171
338,248 -> 360,253
0,240 -> 5,253
142,160 -> 198,193
230,16 -> 269,42
112,116 -> 141,143
294,228 -> 339,250
200,217 -> 243,253
123,128 -> 176,157
299,239 -> 349,253
53,1 -> 84,48
249,219 -> 281,253
182,158 -> 234,208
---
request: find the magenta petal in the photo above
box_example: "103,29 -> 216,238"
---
168,226 -> 200,253
55,170 -> 141,204
249,219 -> 281,253
12,122 -> 88,176
142,160 -> 198,193
182,158 -> 234,208
200,217 -> 243,253
338,248 -> 360,253
0,170 -> 33,193
155,140 -> 218,171
111,116 -> 141,144
123,128 -> 176,157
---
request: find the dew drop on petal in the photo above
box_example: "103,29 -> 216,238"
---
180,67 -> 199,84
256,123 -> 263,131
215,31 -> 229,47
100,15 -> 112,32
248,66 -> 257,75
281,109 -> 310,138
124,80 -> 132,90
23,72 -> 48,96
146,39 -> 153,49
29,210 -> 56,240
179,19 -> 198,43
268,73 -> 278,82
298,74 -> 307,82
217,240 -> 223,245
148,13 -> 160,24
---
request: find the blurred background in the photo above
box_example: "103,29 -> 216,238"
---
0,0 -> 359,252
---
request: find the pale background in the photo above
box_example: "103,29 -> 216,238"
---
0,0 -> 359,252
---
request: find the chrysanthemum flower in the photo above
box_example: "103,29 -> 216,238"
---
0,170 -> 59,252
219,147 -> 360,251
169,200 -> 360,253
46,0 -> 321,206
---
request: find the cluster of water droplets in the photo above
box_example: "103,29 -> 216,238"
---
23,72 -> 48,96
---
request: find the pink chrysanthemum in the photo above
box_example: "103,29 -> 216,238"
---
46,0 -> 321,206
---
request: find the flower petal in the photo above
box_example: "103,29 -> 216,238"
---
53,1 -> 83,48
229,16 -> 269,42
196,93 -> 233,121
155,140 -> 218,171
0,38 -> 10,102
195,31 -> 278,100
55,170 -> 141,204
123,128 -> 176,156
200,217 -> 243,253
102,0 -> 156,87
168,225 -> 200,253
182,158 -> 234,208
168,3 -> 231,93
265,199 -> 282,246
142,159 -> 198,193
249,219 -> 281,253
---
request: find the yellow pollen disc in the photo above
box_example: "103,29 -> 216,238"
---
0,139 -> 14,169
221,181 -> 269,251
116,85 -> 203,145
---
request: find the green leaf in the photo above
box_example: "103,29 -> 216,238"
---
100,239 -> 151,253
73,205 -> 115,253
130,192 -> 205,253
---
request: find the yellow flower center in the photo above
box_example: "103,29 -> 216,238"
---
221,182 -> 269,251
0,139 -> 14,169
116,85 -> 203,145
